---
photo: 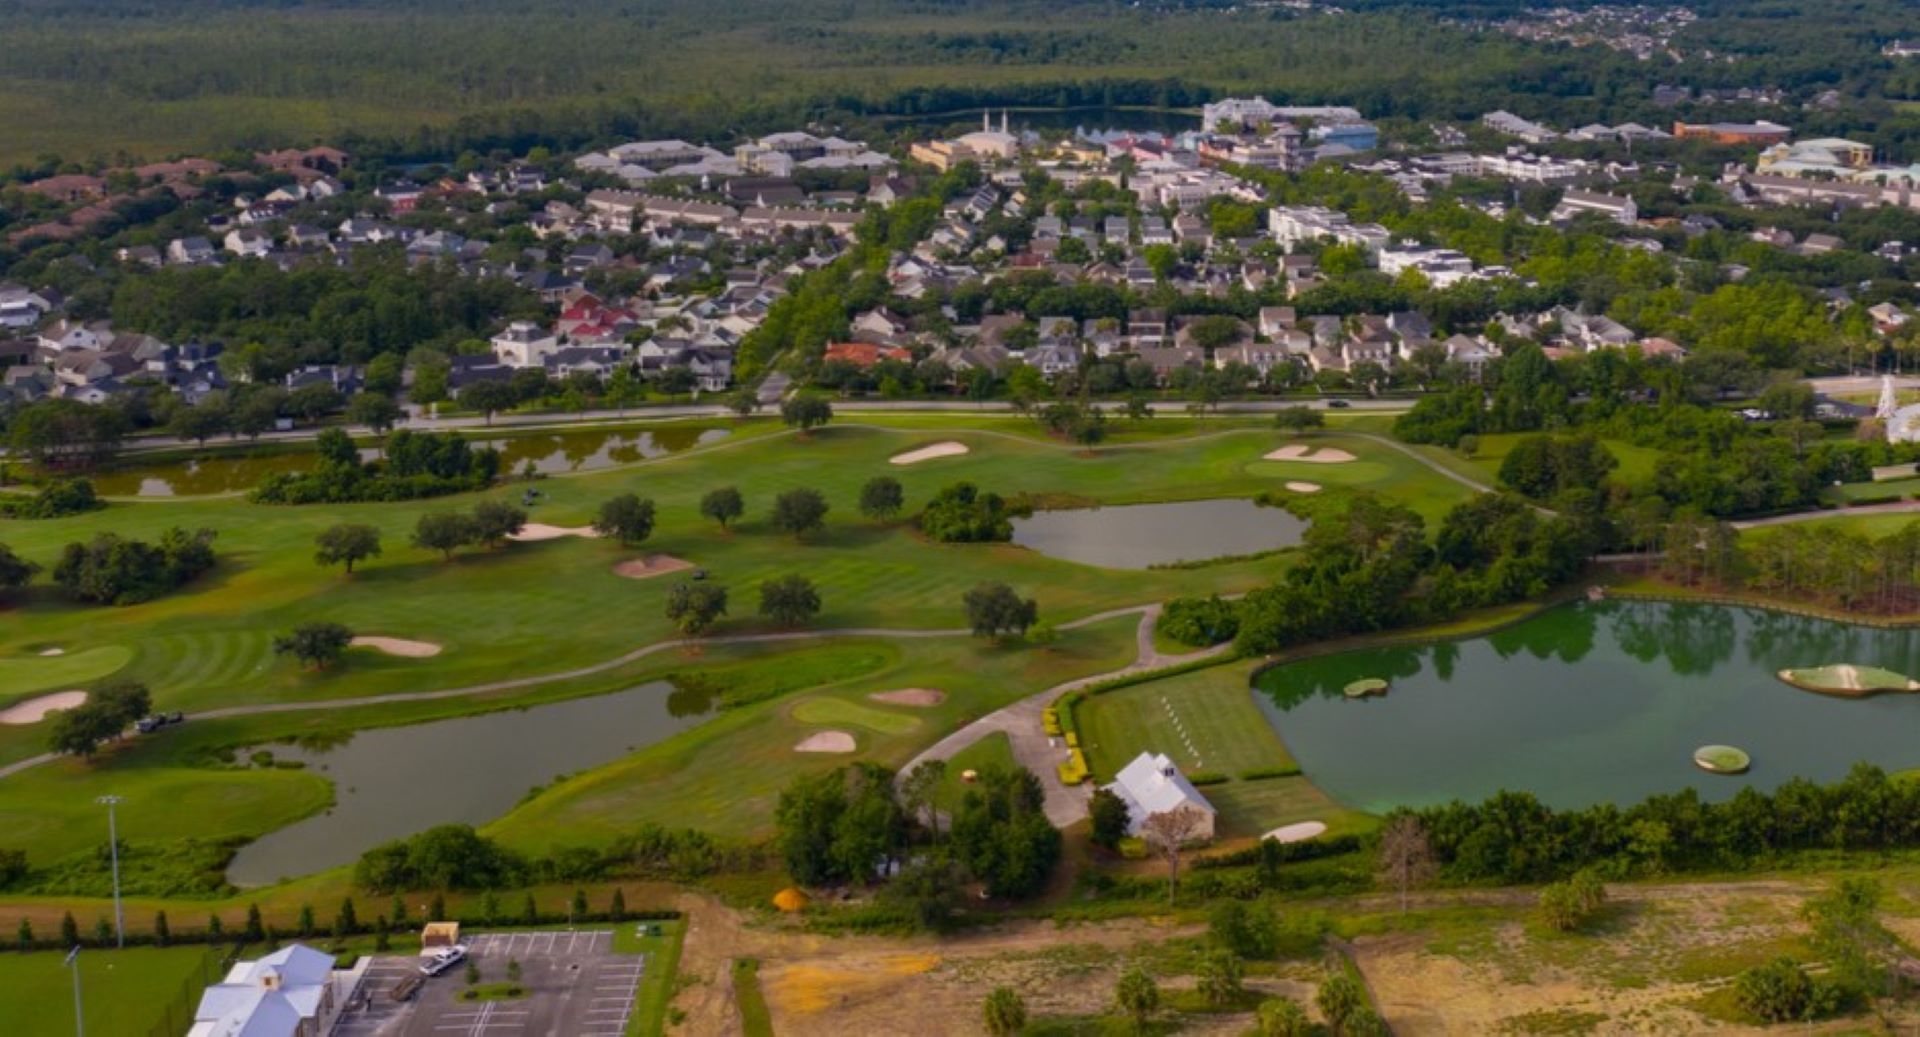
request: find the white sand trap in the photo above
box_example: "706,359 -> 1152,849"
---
890,441 -> 970,466
37,647 -> 65,657
1285,481 -> 1322,494
0,690 -> 88,725
795,730 -> 857,753
508,524 -> 602,542
350,636 -> 443,658
1264,444 -> 1357,464
1263,821 -> 1328,844
868,688 -> 946,708
613,555 -> 695,581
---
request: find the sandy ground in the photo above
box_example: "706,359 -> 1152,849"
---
613,555 -> 695,581
1285,481 -> 1322,493
0,690 -> 87,724
1265,821 -> 1328,843
890,441 -> 970,466
508,523 -> 602,542
349,636 -> 443,658
868,688 -> 946,708
795,730 -> 857,753
1265,444 -> 1357,463
37,647 -> 64,657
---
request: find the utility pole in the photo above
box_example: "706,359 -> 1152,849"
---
97,796 -> 123,948
66,945 -> 84,1037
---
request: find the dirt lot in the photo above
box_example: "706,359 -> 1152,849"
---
656,870 -> 1920,1035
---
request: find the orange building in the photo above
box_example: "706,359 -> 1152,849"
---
1672,120 -> 1791,146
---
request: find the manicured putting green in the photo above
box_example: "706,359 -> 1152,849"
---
0,644 -> 132,700
1343,678 -> 1389,698
1694,745 -> 1751,775
788,696 -> 922,735
1777,664 -> 1920,697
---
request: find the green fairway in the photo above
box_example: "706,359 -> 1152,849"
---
5,944 -> 223,1037
788,697 -> 923,735
0,645 -> 135,702
0,417 -> 1460,733
486,616 -> 1140,849
1206,776 -> 1370,841
0,754 -> 333,864
0,413 -> 1472,888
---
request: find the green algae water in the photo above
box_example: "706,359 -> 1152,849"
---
1255,601 -> 1920,813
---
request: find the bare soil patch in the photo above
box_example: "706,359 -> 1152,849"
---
890,441 -> 970,466
0,690 -> 87,724
868,688 -> 946,708
613,554 -> 695,581
794,730 -> 857,753
1265,444 -> 1357,463
350,636 -> 443,658
508,523 -> 602,542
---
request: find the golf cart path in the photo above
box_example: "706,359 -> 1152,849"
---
0,604 -> 1170,782
900,604 -> 1236,827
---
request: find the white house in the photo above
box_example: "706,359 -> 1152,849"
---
189,943 -> 359,1037
491,320 -> 561,368
1105,752 -> 1217,840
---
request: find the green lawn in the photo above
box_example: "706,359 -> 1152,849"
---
0,645 -> 136,703
935,731 -> 1018,806
731,958 -> 775,1037
6,944 -> 222,1037
1411,432 -> 1664,489
1075,662 -> 1294,782
612,917 -> 687,1037
787,696 -> 924,735
1072,661 -> 1377,842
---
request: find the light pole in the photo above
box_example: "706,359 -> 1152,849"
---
96,796 -> 123,948
65,944 -> 84,1037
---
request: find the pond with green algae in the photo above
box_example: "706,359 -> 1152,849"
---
1255,601 -> 1920,813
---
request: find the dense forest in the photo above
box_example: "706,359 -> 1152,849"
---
3,0 -> 1920,166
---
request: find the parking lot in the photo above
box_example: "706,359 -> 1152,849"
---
328,929 -> 648,1037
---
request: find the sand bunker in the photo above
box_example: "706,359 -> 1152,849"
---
508,524 -> 602,542
613,555 -> 695,581
1263,821 -> 1328,844
1264,444 -> 1357,464
1285,481 -> 1322,494
37,647 -> 65,657
890,442 -> 969,466
868,688 -> 946,708
350,636 -> 443,658
795,730 -> 857,753
0,690 -> 88,725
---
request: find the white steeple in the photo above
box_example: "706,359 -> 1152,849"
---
1878,373 -> 1899,420
1001,110 -> 1009,135
982,110 -> 990,133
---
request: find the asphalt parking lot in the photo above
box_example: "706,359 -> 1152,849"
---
328,929 -> 648,1037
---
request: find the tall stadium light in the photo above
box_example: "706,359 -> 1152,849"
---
65,945 -> 84,1037
96,795 -> 124,948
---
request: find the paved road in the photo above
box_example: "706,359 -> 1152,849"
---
899,605 -> 1236,827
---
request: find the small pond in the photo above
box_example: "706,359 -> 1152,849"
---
224,681 -> 714,886
1011,498 -> 1305,569
1256,601 -> 1920,814
89,425 -> 730,496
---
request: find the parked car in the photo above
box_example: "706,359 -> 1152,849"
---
420,944 -> 469,977
1326,399 -> 1350,409
136,712 -> 186,734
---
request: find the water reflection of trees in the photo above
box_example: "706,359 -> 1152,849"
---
1260,645 -> 1431,709
1607,602 -> 1735,676
1488,604 -> 1599,664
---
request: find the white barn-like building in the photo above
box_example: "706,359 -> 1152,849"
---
1105,751 -> 1217,840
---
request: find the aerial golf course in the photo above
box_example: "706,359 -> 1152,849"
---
0,411 -> 1473,901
